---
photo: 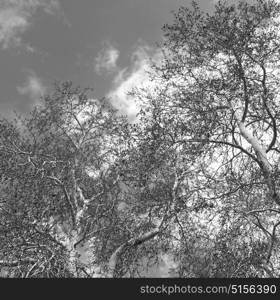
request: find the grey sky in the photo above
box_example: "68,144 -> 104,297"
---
0,0 -> 215,119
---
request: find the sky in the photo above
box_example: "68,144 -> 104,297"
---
0,0 -> 216,120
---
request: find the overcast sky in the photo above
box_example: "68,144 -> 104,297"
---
0,0 -> 216,119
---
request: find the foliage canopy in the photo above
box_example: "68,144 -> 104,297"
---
1,0 -> 280,277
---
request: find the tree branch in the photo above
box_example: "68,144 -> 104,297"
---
46,176 -> 76,225
245,51 -> 278,152
245,208 -> 280,215
107,169 -> 183,278
107,228 -> 160,278
266,220 -> 280,263
0,258 -> 36,267
180,138 -> 260,166
232,50 -> 249,122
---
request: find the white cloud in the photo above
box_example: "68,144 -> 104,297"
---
94,41 -> 120,75
107,42 -> 161,121
0,0 -> 61,50
17,71 -> 46,103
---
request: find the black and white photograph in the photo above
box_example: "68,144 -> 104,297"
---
1,0 -> 280,293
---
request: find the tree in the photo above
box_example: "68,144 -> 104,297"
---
0,81 -> 182,278
2,0 -> 280,278
125,0 -> 280,277
0,81 -> 131,277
